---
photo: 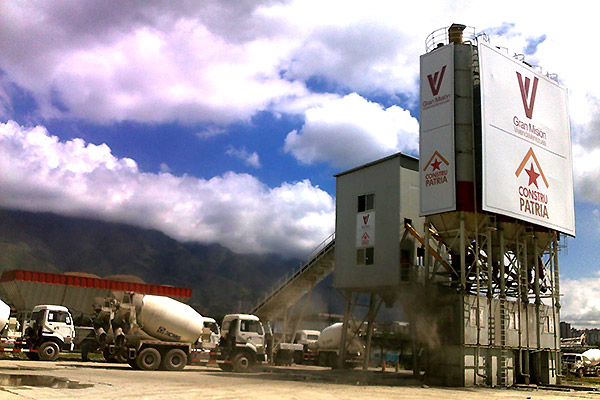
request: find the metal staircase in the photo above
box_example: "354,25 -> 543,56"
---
250,233 -> 335,321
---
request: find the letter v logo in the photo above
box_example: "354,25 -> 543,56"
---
427,65 -> 446,96
516,72 -> 539,119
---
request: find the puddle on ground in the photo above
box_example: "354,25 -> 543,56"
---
0,373 -> 93,389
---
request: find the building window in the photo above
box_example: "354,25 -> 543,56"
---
509,311 -> 520,330
469,307 -> 477,326
542,316 -> 554,333
358,193 -> 375,212
357,247 -> 374,266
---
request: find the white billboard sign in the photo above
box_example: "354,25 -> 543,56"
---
479,42 -> 575,235
419,44 -> 456,216
356,212 -> 375,247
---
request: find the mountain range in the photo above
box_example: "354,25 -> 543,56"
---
0,208 -> 305,317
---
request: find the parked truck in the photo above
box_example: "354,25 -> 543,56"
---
209,313 -> 267,372
312,323 -> 364,368
0,299 -> 75,361
562,349 -> 600,378
93,292 -> 210,371
292,329 -> 320,364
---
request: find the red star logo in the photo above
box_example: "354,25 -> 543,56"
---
431,158 -> 442,171
525,162 -> 540,188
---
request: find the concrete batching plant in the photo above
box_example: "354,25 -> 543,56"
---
332,24 -> 572,387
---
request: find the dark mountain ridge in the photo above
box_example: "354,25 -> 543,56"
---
0,208 -> 299,316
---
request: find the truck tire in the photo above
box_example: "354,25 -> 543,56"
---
161,349 -> 187,371
136,348 -> 161,371
232,352 -> 254,373
25,352 -> 40,361
38,341 -> 60,361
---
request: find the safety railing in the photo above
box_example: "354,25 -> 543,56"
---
250,232 -> 335,314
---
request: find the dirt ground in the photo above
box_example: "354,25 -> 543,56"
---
0,359 -> 599,400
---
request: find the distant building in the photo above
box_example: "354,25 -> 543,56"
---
564,323 -> 600,346
560,321 -> 571,338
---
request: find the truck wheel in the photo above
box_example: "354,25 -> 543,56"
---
577,368 -> 584,378
136,348 -> 161,371
38,341 -> 60,361
25,352 -> 40,361
161,349 -> 187,371
232,352 -> 254,373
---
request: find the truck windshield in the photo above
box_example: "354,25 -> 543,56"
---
47,310 -> 71,324
307,334 -> 319,341
240,320 -> 263,334
31,310 -> 44,324
205,321 -> 219,334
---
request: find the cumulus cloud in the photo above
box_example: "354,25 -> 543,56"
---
0,2 -> 451,125
226,146 -> 261,168
284,93 -> 419,169
0,2 -> 313,124
562,272 -> 600,328
0,121 -> 334,256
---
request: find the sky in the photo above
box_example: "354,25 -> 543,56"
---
0,1 -> 599,327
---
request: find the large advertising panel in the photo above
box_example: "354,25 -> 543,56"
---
420,44 -> 456,215
479,42 -> 575,235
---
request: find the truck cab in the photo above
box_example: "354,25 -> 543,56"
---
201,317 -> 221,350
295,329 -> 321,345
214,314 -> 266,372
562,353 -> 585,377
25,305 -> 75,361
292,329 -> 321,364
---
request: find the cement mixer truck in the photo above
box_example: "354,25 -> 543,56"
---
93,292 -> 210,371
93,293 -> 266,372
312,322 -> 364,368
562,349 -> 600,378
0,299 -> 75,361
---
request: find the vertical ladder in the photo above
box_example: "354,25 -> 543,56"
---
488,314 -> 495,346
499,299 -> 508,386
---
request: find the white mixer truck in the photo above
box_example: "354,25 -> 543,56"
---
562,349 -> 600,378
94,293 -> 266,372
312,322 -> 364,368
93,292 -> 210,371
0,299 -> 75,361
209,313 -> 267,372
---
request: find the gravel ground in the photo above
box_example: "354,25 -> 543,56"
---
0,359 -> 599,400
